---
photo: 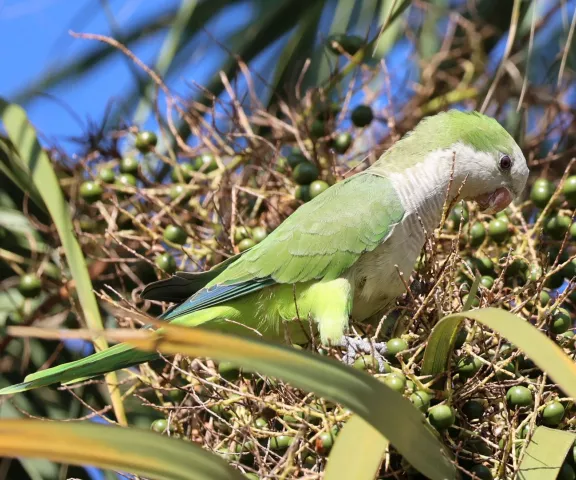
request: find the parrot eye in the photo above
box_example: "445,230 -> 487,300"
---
499,155 -> 512,171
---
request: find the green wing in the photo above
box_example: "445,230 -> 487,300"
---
0,173 -> 405,395
214,172 -> 405,284
162,173 -> 405,320
141,250 -> 250,303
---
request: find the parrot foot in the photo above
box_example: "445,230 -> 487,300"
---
339,337 -> 389,373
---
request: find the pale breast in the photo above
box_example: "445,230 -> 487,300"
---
346,152 -> 448,321
348,211 -> 427,321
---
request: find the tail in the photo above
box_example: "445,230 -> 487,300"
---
0,265 -> 262,396
0,342 -> 158,395
0,304 -> 242,396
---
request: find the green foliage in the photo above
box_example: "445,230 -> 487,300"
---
3,1 -> 576,478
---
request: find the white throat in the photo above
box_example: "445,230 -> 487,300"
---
385,143 -> 494,234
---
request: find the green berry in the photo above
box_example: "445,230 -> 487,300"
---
155,253 -> 177,274
545,215 -> 571,240
115,173 -> 137,188
428,405 -> 456,430
469,464 -> 493,480
530,181 -> 553,208
563,258 -> 576,279
451,203 -> 469,228
269,435 -> 294,450
462,400 -> 484,420
310,119 -> 326,139
456,355 -> 482,377
171,163 -> 195,182
410,390 -> 432,413
287,152 -> 307,168
275,156 -> 288,173
469,222 -> 486,247
120,156 -> 139,174
496,343 -> 515,359
99,167 -> 116,183
551,308 -> 571,334
541,401 -> 565,426
462,294 -> 480,308
79,181 -> 103,203
382,373 -> 406,393
332,132 -> 353,154
353,354 -> 379,371
533,178 -> 552,189
234,226 -> 251,242
386,338 -> 408,357
529,264 -> 543,282
488,218 -> 509,244
518,355 -> 536,371
302,455 -> 316,468
504,255 -> 529,277
454,328 -> 468,349
480,276 -> 494,289
163,225 -> 188,245
151,418 -> 168,433
506,386 -> 533,407
315,431 -> 335,454
292,162 -> 319,185
195,153 -> 218,173
295,184 -> 311,202
495,362 -> 516,380
135,131 -> 158,153
351,105 -> 374,127
546,271 -> 566,289
562,176 -> 576,205
475,256 -> 495,275
282,412 -> 304,425
254,417 -> 268,429
18,274 -> 42,298
218,361 -> 240,381
309,180 -> 329,199
251,226 -> 268,243
518,424 -> 531,439
326,33 -> 364,55
238,238 -> 255,252
169,184 -> 190,201
570,222 -> 576,240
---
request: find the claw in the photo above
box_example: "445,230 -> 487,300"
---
338,336 -> 389,373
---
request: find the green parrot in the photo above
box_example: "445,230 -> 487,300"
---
0,110 -> 529,395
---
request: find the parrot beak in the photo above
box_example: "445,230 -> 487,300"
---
473,187 -> 513,214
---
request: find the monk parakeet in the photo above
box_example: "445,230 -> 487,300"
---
0,110 -> 529,395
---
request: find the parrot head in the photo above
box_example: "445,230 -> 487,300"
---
437,110 -> 529,214
377,110 -> 530,214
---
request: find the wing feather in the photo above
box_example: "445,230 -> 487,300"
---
157,173 -> 405,320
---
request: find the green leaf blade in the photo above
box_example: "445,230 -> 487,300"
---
422,307 -> 576,399
518,427 -> 576,480
0,419 -> 244,480
324,414 -> 388,480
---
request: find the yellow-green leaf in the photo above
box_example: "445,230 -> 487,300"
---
325,414 -> 388,480
6,319 -> 457,480
517,426 -> 576,480
0,419 -> 244,480
118,323 -> 455,480
422,274 -> 480,376
0,98 -> 126,424
422,308 -> 576,399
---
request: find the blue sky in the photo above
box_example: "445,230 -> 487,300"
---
0,0 -> 253,152
0,0 -> 159,146
2,0 -> 575,156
